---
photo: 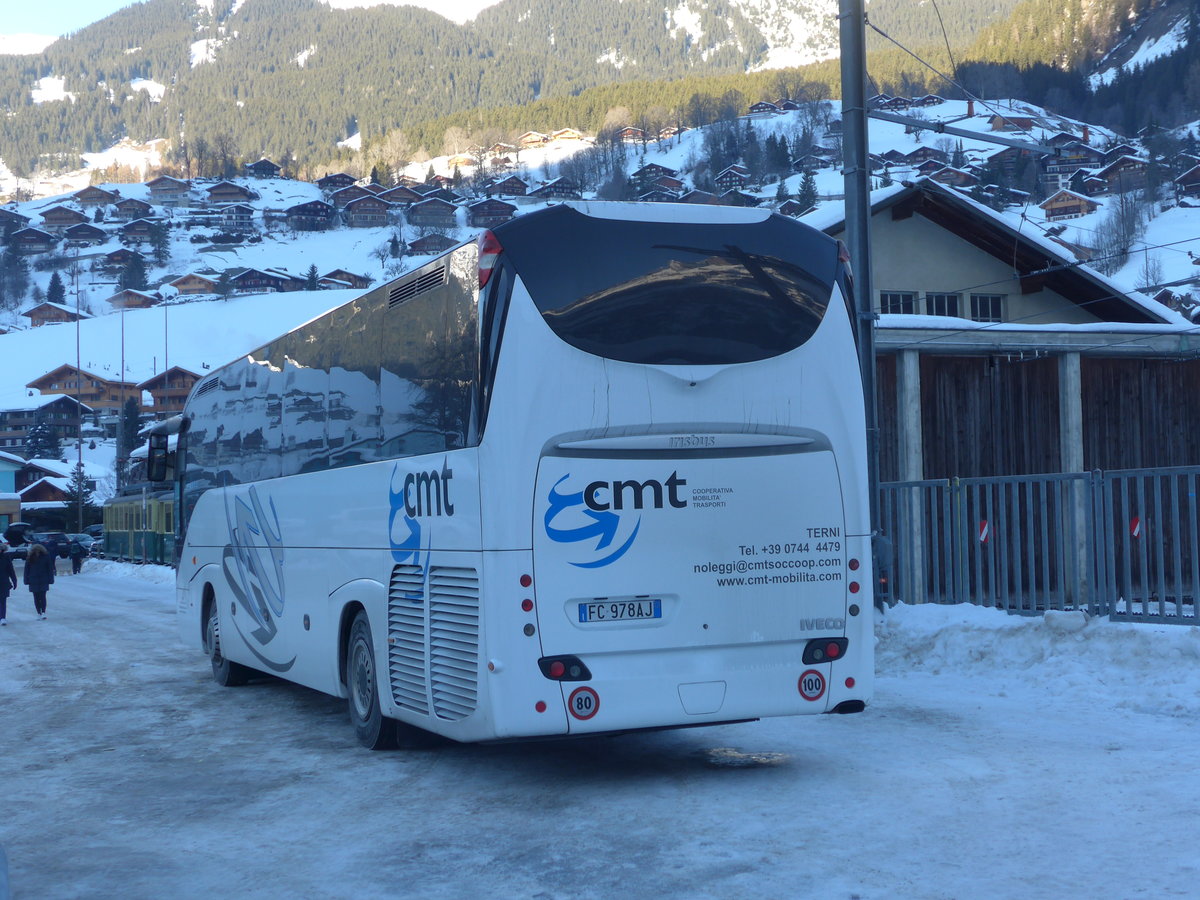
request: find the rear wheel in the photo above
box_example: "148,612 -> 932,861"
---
346,610 -> 398,750
205,599 -> 252,687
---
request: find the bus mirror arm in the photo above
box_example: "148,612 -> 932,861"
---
871,531 -> 894,613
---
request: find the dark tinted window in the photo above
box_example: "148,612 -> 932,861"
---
493,206 -> 838,365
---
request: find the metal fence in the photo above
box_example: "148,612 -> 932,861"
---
879,466 -> 1200,624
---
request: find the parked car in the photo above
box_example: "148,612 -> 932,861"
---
32,532 -> 72,559
84,524 -> 104,539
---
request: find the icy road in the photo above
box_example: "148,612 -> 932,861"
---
1,560 -> 1198,899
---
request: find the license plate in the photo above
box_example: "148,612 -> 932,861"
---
578,598 -> 662,623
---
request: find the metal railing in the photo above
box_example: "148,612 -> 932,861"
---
879,466 -> 1200,624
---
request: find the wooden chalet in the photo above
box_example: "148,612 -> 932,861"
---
1097,156 -> 1148,193
344,195 -> 390,228
361,183 -> 389,195
26,364 -> 138,410
467,198 -> 516,228
114,197 -> 152,221
748,101 -> 781,115
678,190 -> 720,205
230,268 -> 287,293
651,175 -> 685,192
329,184 -> 373,209
105,288 -> 159,309
100,247 -> 142,271
64,223 -> 107,245
793,153 -> 831,173
428,175 -> 456,190
0,395 -> 92,456
516,131 -> 549,148
637,190 -> 678,203
245,158 -> 281,178
714,165 -> 751,191
285,199 -> 335,231
406,197 -> 459,229
905,147 -> 949,166
1176,163 -> 1200,197
988,113 -> 1038,132
317,172 -> 357,192
20,302 -> 92,327
205,181 -> 257,205
408,233 -> 458,255
777,199 -> 813,217
618,126 -> 647,143
121,218 -> 161,243
876,97 -> 912,111
378,185 -> 424,206
1103,143 -> 1140,163
551,128 -> 585,142
145,175 -> 191,206
446,154 -> 477,170
320,269 -> 372,290
73,186 -> 119,207
0,207 -> 30,230
220,204 -> 255,231
1041,141 -> 1107,190
912,94 -> 945,107
264,269 -> 305,291
820,177 -> 1186,483
914,159 -> 948,177
929,166 -> 979,188
528,177 -> 582,201
10,228 -> 58,254
632,163 -> 679,183
487,142 -> 516,157
1039,189 -> 1100,222
719,190 -> 758,207
487,175 -> 528,197
169,273 -> 220,295
139,368 -> 201,416
658,125 -> 686,140
40,205 -> 89,233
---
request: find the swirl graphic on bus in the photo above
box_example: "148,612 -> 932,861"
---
222,485 -> 295,673
389,465 -> 429,595
544,474 -> 641,569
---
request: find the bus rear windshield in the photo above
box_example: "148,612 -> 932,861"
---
494,206 -> 837,365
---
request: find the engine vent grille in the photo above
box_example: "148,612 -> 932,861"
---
428,566 -> 480,721
192,376 -> 219,398
388,266 -> 445,308
387,564 -> 428,715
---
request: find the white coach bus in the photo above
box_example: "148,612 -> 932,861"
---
151,201 -> 874,748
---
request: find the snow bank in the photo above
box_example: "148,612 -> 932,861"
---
877,601 -> 1200,716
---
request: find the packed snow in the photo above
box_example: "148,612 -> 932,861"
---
0,563 -> 1197,898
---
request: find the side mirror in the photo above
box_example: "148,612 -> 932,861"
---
147,432 -> 170,482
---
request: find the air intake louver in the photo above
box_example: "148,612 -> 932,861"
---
192,376 -> 219,398
388,266 -> 446,308
428,566 -> 480,721
387,564 -> 428,715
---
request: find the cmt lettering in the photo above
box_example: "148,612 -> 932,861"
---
403,460 -> 455,517
584,471 -> 687,511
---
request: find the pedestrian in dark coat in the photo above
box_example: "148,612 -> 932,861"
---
0,541 -> 17,625
69,538 -> 86,575
23,542 -> 55,620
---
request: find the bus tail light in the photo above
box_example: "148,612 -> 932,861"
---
803,638 -> 848,664
538,655 -> 592,681
478,230 -> 503,287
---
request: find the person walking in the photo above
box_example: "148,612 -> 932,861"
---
0,541 -> 16,625
23,542 -> 55,620
68,537 -> 86,575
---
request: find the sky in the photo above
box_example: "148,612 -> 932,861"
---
3,0 -> 505,38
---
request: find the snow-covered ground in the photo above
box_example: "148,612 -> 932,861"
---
1,564 -> 1197,898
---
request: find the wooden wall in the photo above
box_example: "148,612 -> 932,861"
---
1082,358 -> 1200,470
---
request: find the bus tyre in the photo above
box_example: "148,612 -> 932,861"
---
347,611 -> 398,750
206,601 -> 251,687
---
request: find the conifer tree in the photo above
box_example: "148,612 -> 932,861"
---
305,263 -> 319,290
62,462 -> 98,528
119,254 -> 148,291
47,271 -> 66,305
797,170 -> 818,210
25,411 -> 61,460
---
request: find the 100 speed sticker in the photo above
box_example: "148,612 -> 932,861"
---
798,669 -> 826,702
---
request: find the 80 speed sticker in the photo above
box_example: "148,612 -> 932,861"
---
798,669 -> 826,702
568,686 -> 600,720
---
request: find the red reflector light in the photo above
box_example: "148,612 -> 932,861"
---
845,677 -> 856,689
549,660 -> 565,678
521,599 -> 533,612
849,581 -> 860,594
478,230 -> 503,287
535,701 -> 547,713
825,642 -> 841,659
848,558 -> 860,571
520,574 -> 532,588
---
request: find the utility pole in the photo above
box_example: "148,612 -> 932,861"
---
839,0 -> 881,555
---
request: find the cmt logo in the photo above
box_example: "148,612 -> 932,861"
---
583,473 -> 688,512
402,460 -> 455,518
545,471 -> 687,569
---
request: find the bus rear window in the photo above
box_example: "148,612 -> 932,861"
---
494,206 -> 837,365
